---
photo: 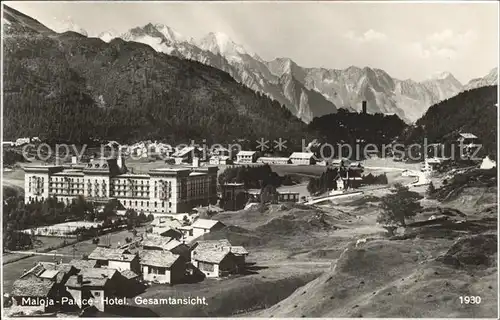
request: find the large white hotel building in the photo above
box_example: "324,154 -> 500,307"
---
24,157 -> 218,214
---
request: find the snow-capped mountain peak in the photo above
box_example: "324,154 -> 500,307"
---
428,71 -> 454,81
198,32 -> 253,61
153,23 -> 192,44
49,16 -> 88,36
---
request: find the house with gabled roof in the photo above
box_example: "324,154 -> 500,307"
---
65,268 -> 121,312
191,245 -> 236,278
190,239 -> 248,273
140,250 -> 187,284
289,152 -> 316,165
88,247 -> 140,273
191,219 -> 226,239
11,277 -> 59,314
236,150 -> 257,163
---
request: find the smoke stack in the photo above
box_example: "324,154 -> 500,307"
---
362,101 -> 367,114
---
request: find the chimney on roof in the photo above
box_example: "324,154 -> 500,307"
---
193,157 -> 200,168
362,101 -> 367,114
77,274 -> 83,284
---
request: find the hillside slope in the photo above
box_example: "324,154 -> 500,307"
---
3,5 -> 308,145
254,236 -> 497,317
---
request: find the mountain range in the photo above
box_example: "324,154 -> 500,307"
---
2,5 -> 310,147
96,23 -> 497,123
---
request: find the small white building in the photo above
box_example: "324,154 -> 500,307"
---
191,219 -> 226,239
480,156 -> 496,170
209,155 -> 232,165
289,152 -> 316,165
236,151 -> 257,163
15,137 -> 30,146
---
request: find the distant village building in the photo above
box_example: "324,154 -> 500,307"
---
140,250 -> 187,284
289,152 -> 316,165
15,137 -> 31,146
23,157 -> 218,214
171,146 -> 204,164
256,157 -> 290,165
191,219 -> 226,239
236,151 -> 257,163
480,156 -> 496,170
423,157 -> 443,172
277,191 -> 300,203
209,155 -> 232,165
246,189 -> 299,203
457,133 -> 480,159
221,183 -> 247,210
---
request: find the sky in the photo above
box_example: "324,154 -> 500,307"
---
6,1 -> 499,83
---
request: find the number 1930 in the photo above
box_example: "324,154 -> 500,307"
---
459,296 -> 481,304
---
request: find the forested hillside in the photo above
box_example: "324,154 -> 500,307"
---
3,5 -> 309,147
307,109 -> 407,146
402,86 -> 498,158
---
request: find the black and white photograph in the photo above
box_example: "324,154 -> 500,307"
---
1,0 -> 498,318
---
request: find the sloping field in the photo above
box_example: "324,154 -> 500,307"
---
252,235 -> 497,318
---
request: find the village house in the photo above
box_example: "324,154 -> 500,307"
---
171,146 -> 204,164
151,217 -> 183,236
141,235 -> 189,257
256,157 -> 291,165
140,250 -> 187,284
69,259 -> 98,269
457,133 -> 480,159
191,218 -> 226,239
211,146 -> 231,157
289,152 -> 316,165
65,268 -> 121,312
191,243 -> 236,278
236,150 -> 257,163
423,157 -> 444,172
191,240 -> 248,275
209,155 -> 233,165
178,225 -> 194,239
88,247 -> 141,274
11,277 -> 59,314
21,262 -> 78,285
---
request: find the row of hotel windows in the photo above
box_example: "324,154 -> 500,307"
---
121,199 -> 172,208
